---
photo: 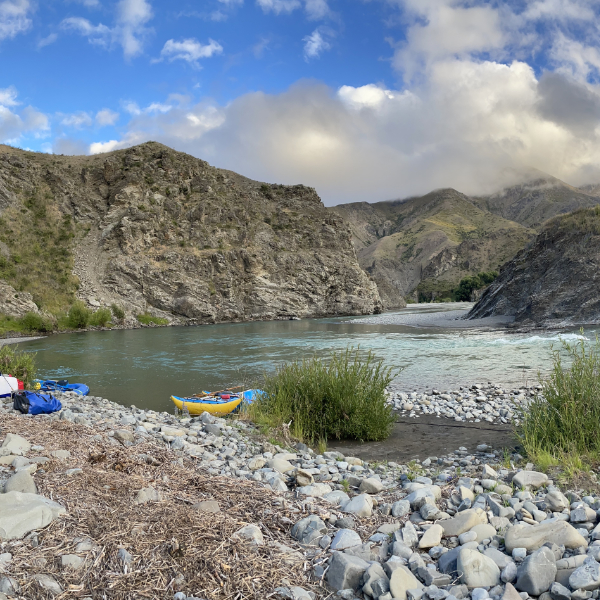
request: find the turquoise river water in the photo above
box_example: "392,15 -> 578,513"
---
18,303 -> 591,413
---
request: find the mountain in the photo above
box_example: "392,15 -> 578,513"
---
468,207 -> 600,326
471,170 -> 600,228
0,142 -> 381,324
331,189 -> 535,308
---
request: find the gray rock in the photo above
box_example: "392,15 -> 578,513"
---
419,524 -> 443,549
550,582 -> 572,600
204,424 -> 222,436
0,491 -> 65,540
49,450 -> 71,460
502,582 -> 522,600
3,471 -> 36,494
392,500 -> 411,518
297,483 -> 332,497
359,478 -> 384,494
515,546 -> 557,595
61,554 -> 83,569
512,471 -> 549,489
438,547 -> 461,574
233,524 -> 264,546
457,548 -> 500,588
192,500 -> 220,513
362,563 -> 389,597
267,458 -> 294,473
342,494 -> 373,517
134,487 -> 162,504
324,491 -> 351,506
441,509 -> 487,538
406,486 -> 442,509
484,548 -> 514,569
569,557 -> 600,591
291,515 -> 327,546
1,434 -> 30,455
547,492 -> 569,512
32,574 -> 62,595
505,521 -> 588,552
113,429 -> 134,443
331,529 -> 362,551
327,552 -> 370,591
501,562 -> 518,583
389,564 -> 423,600
401,522 -> 419,548
0,576 -> 19,596
118,548 -> 133,565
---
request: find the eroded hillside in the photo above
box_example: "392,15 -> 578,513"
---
0,142 -> 381,324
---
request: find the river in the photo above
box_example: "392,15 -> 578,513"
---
18,303 -> 591,413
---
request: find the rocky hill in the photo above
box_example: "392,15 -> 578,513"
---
468,207 -> 600,326
331,189 -> 534,308
471,170 -> 600,229
0,142 -> 381,324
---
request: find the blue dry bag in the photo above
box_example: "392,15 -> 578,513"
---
13,391 -> 62,415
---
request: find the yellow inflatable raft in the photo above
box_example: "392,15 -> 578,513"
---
170,394 -> 243,416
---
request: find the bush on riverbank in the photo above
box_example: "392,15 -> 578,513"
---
0,345 -> 36,387
519,335 -> 600,461
89,307 -> 111,327
67,301 -> 90,329
137,313 -> 169,326
249,347 -> 395,445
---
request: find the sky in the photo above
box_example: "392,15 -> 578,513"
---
4,0 -> 600,205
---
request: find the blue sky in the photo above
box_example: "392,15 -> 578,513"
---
4,0 -> 600,204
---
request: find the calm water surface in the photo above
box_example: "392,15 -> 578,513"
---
18,304 -> 590,413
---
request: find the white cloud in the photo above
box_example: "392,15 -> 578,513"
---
256,0 -> 301,15
89,139 -> 128,153
303,27 -> 332,60
38,33 -> 58,48
0,86 -> 48,143
96,108 -> 119,126
305,0 -> 329,19
61,111 -> 93,128
0,0 -> 32,41
61,0 -> 152,58
158,38 -> 223,67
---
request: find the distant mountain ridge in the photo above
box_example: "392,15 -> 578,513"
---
331,172 -> 600,308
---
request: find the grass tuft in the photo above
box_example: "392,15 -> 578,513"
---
0,344 -> 36,388
136,313 -> 169,326
248,347 -> 395,446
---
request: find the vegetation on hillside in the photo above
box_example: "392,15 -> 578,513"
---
248,347 -> 395,445
416,271 -> 498,303
0,345 -> 36,387
545,205 -> 600,235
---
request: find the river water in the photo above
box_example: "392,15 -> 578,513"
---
18,303 -> 591,413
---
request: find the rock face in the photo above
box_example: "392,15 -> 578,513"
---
0,142 -> 381,322
468,208 -> 600,326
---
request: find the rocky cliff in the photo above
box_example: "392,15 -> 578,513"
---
331,189 -> 534,308
468,207 -> 600,326
0,142 -> 381,323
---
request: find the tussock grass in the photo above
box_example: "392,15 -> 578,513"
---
519,334 -> 600,475
248,347 -> 395,446
0,345 -> 36,387
137,313 -> 169,326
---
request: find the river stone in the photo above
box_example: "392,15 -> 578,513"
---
324,491 -> 350,506
505,521 -> 588,552
50,450 -> 71,460
547,491 -> 570,512
295,469 -> 314,487
331,529 -> 362,551
32,574 -> 62,595
406,486 -> 442,508
0,492 -> 65,540
327,552 -> 370,591
470,524 -> 497,543
3,471 -> 36,494
392,500 -> 411,518
248,457 -> 266,470
297,483 -> 332,498
193,500 -> 220,513
439,547 -> 462,574
513,471 -> 549,489
1,434 -> 30,455
360,478 -> 384,494
389,564 -> 423,600
363,563 -> 389,597
61,554 -> 83,569
419,524 -> 444,549
267,458 -> 294,473
457,548 -> 500,588
134,487 -> 162,504
483,548 -> 514,569
233,524 -> 264,546
442,509 -> 488,538
569,557 -> 600,591
401,521 -> 419,548
343,493 -> 373,517
291,515 -> 327,546
550,582 -> 573,600
113,429 -> 134,443
515,546 -> 557,595
503,582 -> 523,600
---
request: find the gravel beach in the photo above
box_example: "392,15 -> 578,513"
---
0,383 -> 599,600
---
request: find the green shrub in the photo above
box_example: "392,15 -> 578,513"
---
136,313 -> 169,326
249,347 -> 396,445
519,335 -> 600,458
67,301 -> 90,329
453,271 -> 498,302
89,307 -> 112,327
111,304 -> 125,321
0,345 -> 36,387
19,312 -> 53,332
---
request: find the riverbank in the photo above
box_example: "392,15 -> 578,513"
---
1,387 -> 598,600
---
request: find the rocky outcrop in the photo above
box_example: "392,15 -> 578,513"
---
0,281 -> 39,318
468,207 -> 600,325
0,142 -> 381,323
